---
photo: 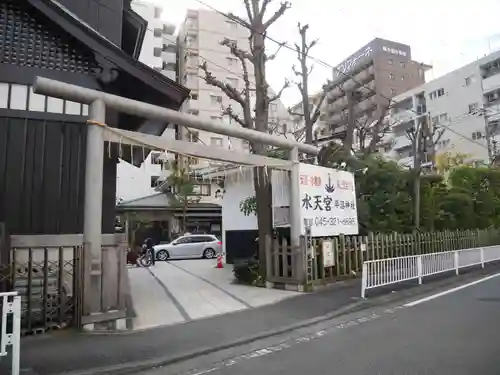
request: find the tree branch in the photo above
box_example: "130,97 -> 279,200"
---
288,108 -> 304,117
310,89 -> 327,125
199,61 -> 245,107
266,42 -> 286,61
366,106 -> 390,154
269,79 -> 290,102
242,0 -> 254,24
226,10 -> 251,29
263,1 -> 292,29
222,104 -> 247,128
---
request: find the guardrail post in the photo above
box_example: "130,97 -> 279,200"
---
480,247 -> 485,268
11,295 -> 21,375
361,262 -> 367,298
454,251 -> 459,275
1,293 -> 21,375
417,255 -> 423,285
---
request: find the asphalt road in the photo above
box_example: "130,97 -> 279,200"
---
167,272 -> 500,375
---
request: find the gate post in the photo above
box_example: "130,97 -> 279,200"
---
289,147 -> 305,286
83,100 -> 106,320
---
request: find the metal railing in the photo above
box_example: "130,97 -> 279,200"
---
0,292 -> 21,375
361,245 -> 500,298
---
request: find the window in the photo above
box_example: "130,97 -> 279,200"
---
226,39 -> 237,45
388,59 -> 393,65
210,94 -> 223,104
210,137 -> 223,147
46,97 -> 63,113
153,28 -> 162,38
226,21 -> 238,29
400,62 -> 406,68
163,44 -> 176,53
269,103 -> 277,112
190,93 -> 198,100
465,76 -> 473,86
9,84 -> 28,110
389,73 -> 394,80
418,69 -> 424,78
439,113 -> 448,123
472,131 -> 483,140
487,92 -> 498,102
210,116 -> 222,121
401,75 -> 405,80
192,185 -> 211,196
150,152 -> 163,164
186,16 -> 196,28
429,88 -> 445,99
468,102 -> 479,113
243,141 -> 250,149
227,77 -> 238,87
226,57 -> 238,66
154,7 -> 162,19
188,54 -> 198,66
188,109 -> 199,115
150,176 -> 160,188
189,131 -> 199,142
186,35 -> 197,46
390,88 -> 396,95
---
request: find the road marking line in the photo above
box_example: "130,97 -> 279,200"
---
404,272 -> 500,307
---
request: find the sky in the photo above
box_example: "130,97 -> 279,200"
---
150,0 -> 500,107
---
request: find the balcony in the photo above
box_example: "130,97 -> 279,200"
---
391,109 -> 414,125
482,72 -> 500,93
162,51 -> 176,64
391,135 -> 411,150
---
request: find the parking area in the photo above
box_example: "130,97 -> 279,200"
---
128,259 -> 300,330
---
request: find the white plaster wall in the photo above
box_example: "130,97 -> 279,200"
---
220,169 -> 290,254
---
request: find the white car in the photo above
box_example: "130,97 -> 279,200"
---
153,234 -> 222,261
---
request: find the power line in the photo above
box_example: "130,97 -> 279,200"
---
191,0 -> 491,152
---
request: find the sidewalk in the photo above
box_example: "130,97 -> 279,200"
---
5,281 -> 361,375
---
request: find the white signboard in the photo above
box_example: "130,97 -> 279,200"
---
382,46 -> 407,57
299,164 -> 359,237
322,240 -> 335,267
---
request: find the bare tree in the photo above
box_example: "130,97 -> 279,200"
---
354,106 -> 392,155
289,23 -> 327,144
199,0 -> 291,277
405,118 -> 445,229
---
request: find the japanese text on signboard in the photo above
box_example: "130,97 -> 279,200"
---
298,164 -> 359,237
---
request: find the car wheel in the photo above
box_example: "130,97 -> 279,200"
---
203,248 -> 216,259
156,250 -> 169,261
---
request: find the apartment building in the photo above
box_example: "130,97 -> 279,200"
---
324,38 -> 430,144
117,1 -> 178,201
177,9 -> 289,164
131,0 -> 177,80
388,49 -> 500,168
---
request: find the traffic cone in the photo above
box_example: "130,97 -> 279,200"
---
216,253 -> 223,268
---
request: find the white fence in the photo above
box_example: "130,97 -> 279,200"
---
361,245 -> 500,298
0,292 -> 21,375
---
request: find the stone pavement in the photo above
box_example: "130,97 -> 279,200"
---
7,279 -> 362,375
129,259 -> 300,330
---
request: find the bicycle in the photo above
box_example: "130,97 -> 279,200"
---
137,245 -> 154,267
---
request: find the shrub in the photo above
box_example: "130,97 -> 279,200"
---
233,257 -> 263,286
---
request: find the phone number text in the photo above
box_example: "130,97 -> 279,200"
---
305,217 -> 357,227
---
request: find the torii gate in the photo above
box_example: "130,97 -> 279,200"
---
33,77 -> 319,320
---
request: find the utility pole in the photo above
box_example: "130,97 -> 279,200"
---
407,119 -> 424,230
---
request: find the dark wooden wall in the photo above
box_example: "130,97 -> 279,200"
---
0,110 -> 117,234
